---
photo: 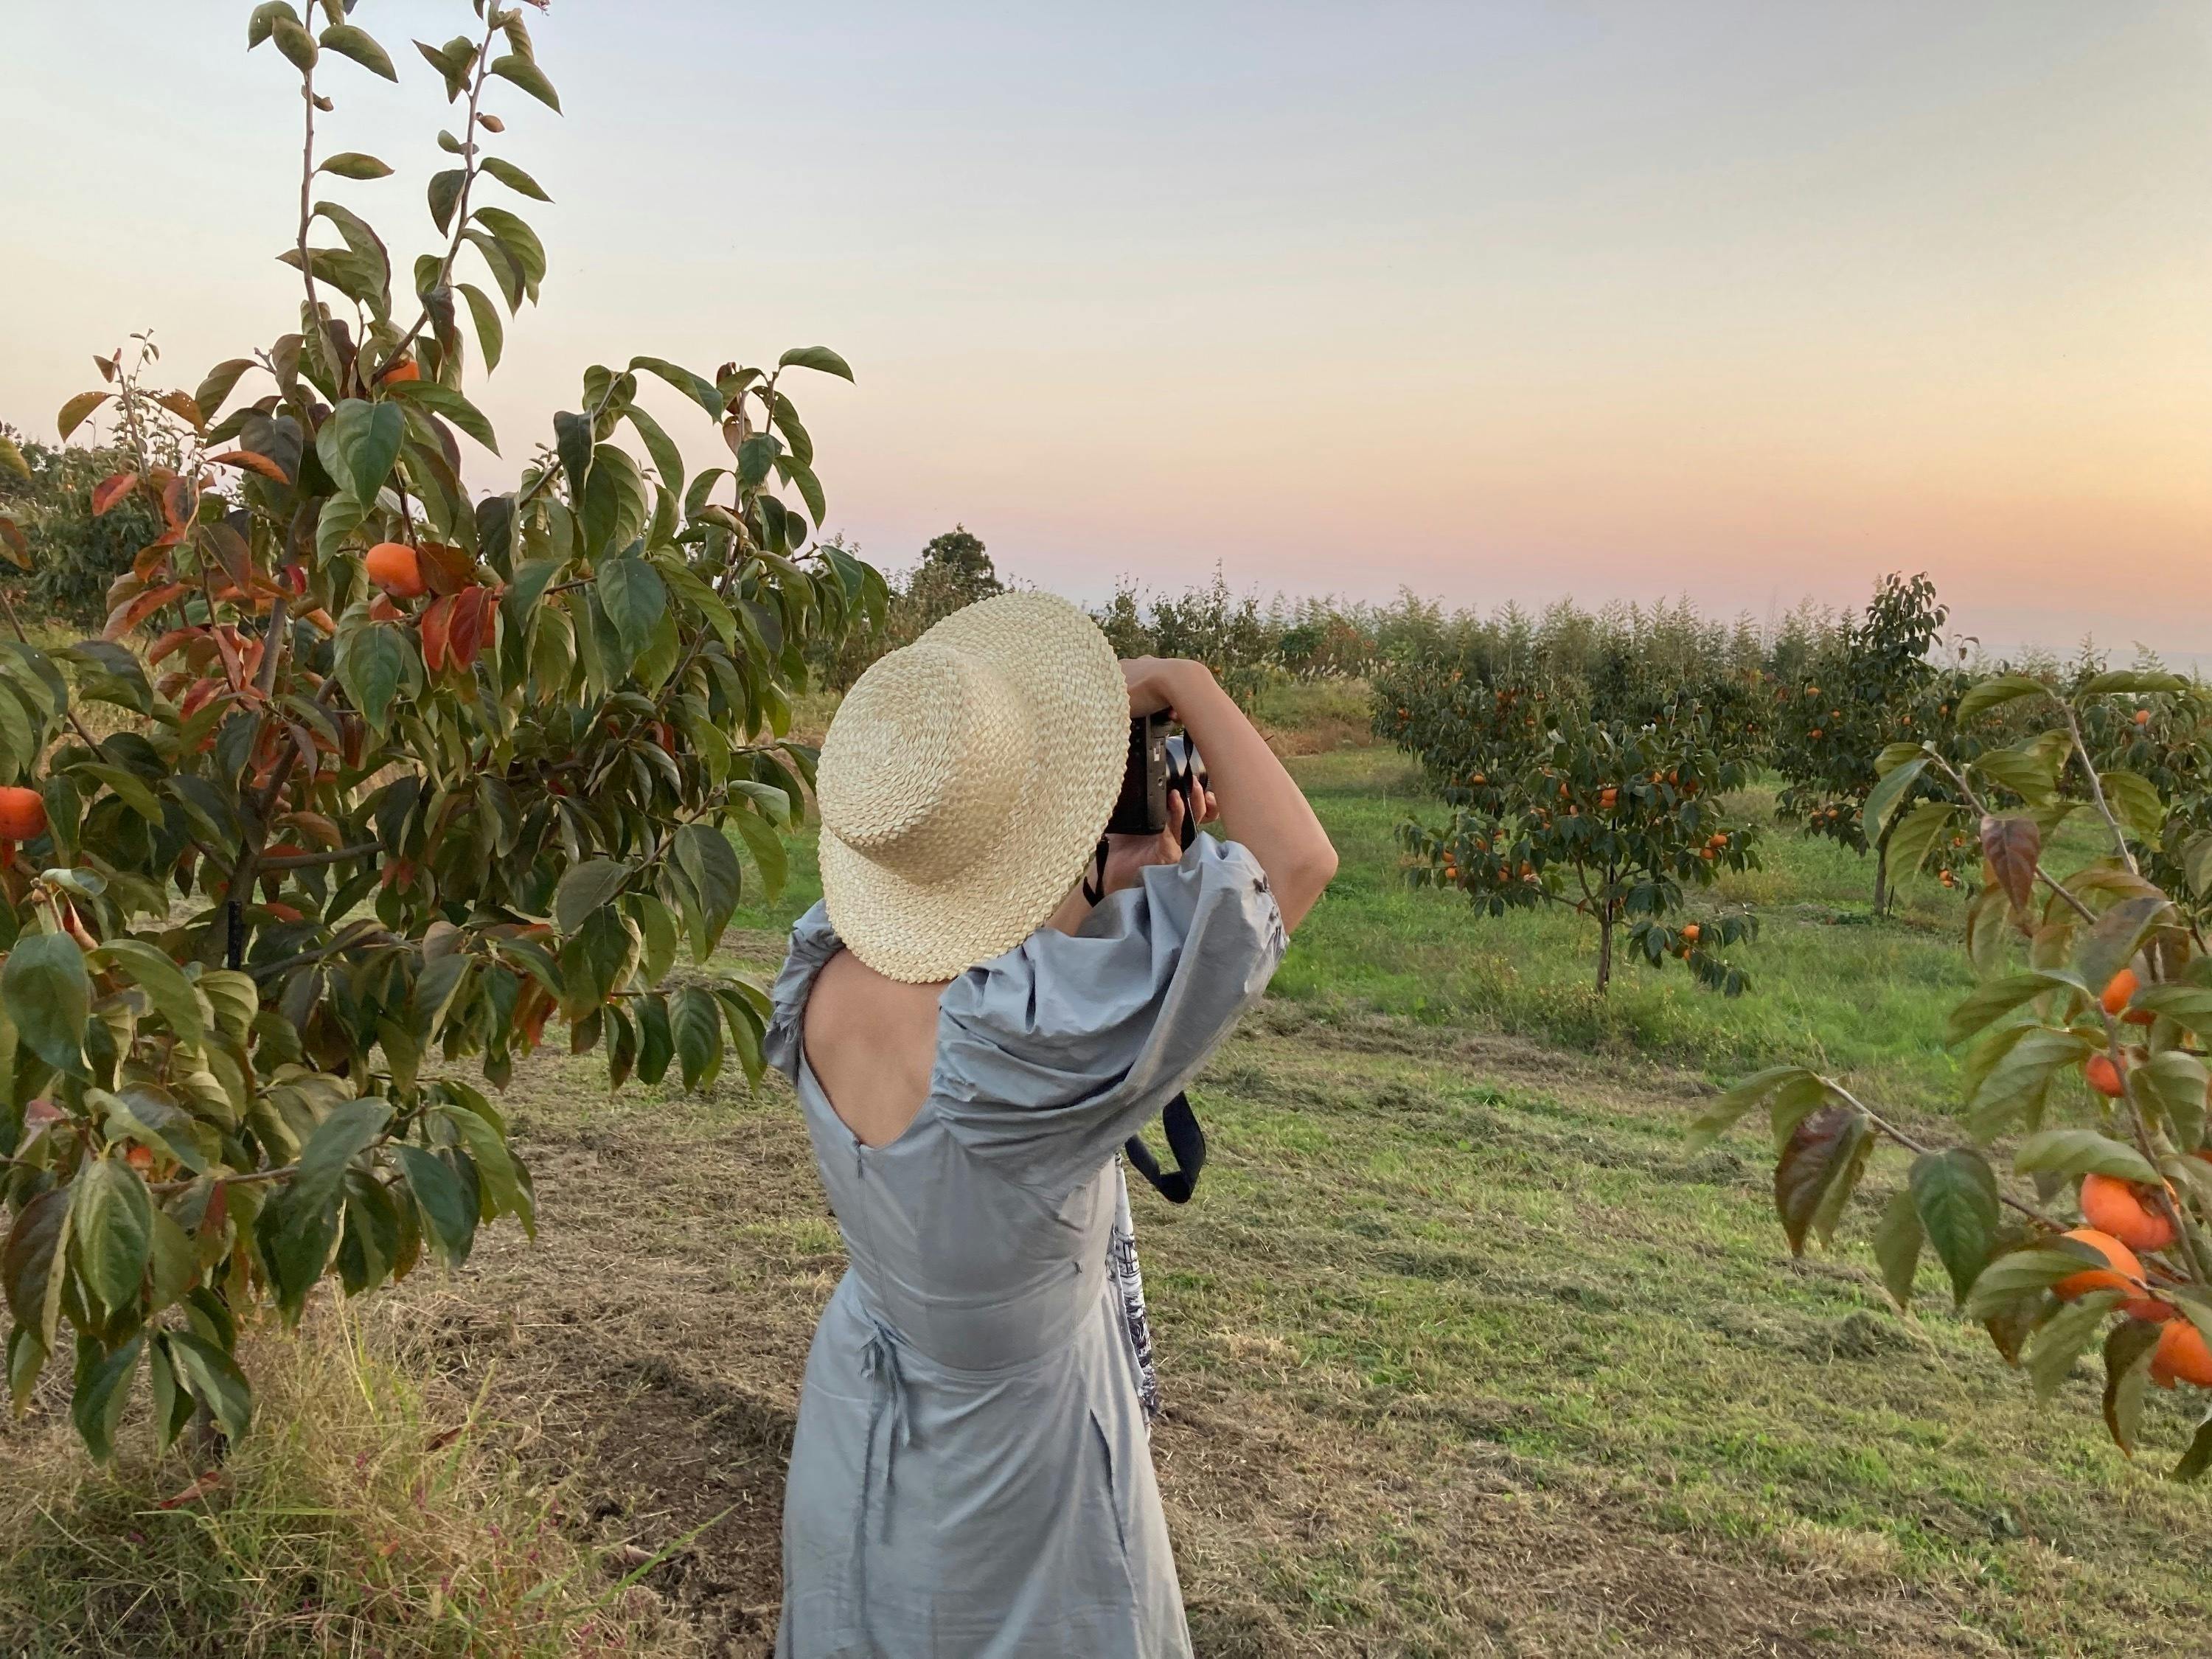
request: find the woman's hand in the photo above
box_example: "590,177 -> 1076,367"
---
1099,790 -> 1183,891
1117,653 -> 1338,930
1122,656 -> 1194,720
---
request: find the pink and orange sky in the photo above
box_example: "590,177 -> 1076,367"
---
4,3 -> 2208,659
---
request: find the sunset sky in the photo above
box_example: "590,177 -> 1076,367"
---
4,3 -> 2207,660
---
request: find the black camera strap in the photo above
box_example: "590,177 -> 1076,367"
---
1124,1091 -> 1206,1203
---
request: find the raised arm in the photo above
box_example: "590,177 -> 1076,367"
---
1123,657 -> 1338,929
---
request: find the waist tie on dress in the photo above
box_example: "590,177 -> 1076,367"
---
853,1315 -> 914,1652
857,1315 -> 914,1544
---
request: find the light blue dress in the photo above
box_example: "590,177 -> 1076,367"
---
766,836 -> 1287,1658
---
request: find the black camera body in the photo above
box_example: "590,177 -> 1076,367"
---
1102,712 -> 1212,1203
1107,713 -> 1203,846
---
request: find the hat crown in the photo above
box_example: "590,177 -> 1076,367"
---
815,641 -> 1033,883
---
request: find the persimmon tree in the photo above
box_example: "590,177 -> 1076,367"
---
0,0 -> 883,1459
1772,572 -> 1969,913
1697,669 -> 2212,1477
1385,667 -> 1759,994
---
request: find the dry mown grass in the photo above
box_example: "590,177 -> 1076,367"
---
0,1304 -> 691,1658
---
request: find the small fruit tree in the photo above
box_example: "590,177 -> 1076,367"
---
1772,572 -> 1968,913
1381,658 -> 1759,995
1696,669 -> 2212,1475
2070,671 -> 2212,928
0,0 -> 883,1458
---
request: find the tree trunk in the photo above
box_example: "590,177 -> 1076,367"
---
1596,905 -> 1615,994
1872,825 -> 1891,918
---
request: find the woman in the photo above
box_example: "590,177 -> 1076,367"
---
766,591 -> 1336,1657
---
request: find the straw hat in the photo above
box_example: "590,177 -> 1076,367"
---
815,591 -> 1127,981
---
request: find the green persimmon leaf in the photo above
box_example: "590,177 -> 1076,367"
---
597,554 -> 667,661
458,282 -> 504,373
318,151 -> 394,181
336,619 -> 408,731
72,1157 -> 154,1318
319,22 -> 397,80
71,1334 -> 144,1461
393,1145 -> 475,1267
167,1329 -> 253,1442
731,806 -> 787,902
316,398 -> 404,503
776,345 -> 854,382
630,356 -> 724,417
388,378 -> 499,453
91,938 -> 204,1045
1908,1148 -> 2000,1306
486,52 -> 560,111
4,931 -> 91,1077
554,858 -> 630,934
478,156 -> 551,201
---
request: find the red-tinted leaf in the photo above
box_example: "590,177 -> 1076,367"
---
416,541 -> 475,598
1774,1103 -> 1874,1256
280,811 -> 344,849
157,390 -> 206,431
105,583 -> 187,641
1981,815 -> 2039,912
58,389 -> 112,439
159,474 -> 195,532
206,448 -> 291,482
0,516 -> 28,570
156,1469 -> 223,1509
132,540 -> 181,582
211,627 -> 248,691
420,594 -> 457,674
198,521 -> 253,591
91,473 -> 139,517
147,626 -> 204,665
448,585 -> 498,669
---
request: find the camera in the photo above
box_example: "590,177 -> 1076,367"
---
1102,713 -> 1213,1203
1106,712 -> 1204,846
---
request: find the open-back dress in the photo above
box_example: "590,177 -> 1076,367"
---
765,835 -> 1287,1658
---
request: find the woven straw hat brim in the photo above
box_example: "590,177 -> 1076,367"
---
818,593 -> 1127,982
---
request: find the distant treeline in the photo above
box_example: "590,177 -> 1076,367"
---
818,524 -> 2163,706
0,432 -> 2168,706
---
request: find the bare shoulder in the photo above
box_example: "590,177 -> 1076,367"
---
808,949 -> 945,1037
803,949 -> 949,1146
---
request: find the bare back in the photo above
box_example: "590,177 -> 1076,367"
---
801,948 -> 947,1149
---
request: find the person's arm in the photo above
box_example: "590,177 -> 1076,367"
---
1121,657 -> 1337,929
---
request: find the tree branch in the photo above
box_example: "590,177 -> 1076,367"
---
261,841 -> 380,871
380,9 -> 504,374
2059,702 -> 2140,877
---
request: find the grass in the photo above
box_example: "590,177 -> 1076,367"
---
381,988 -> 2212,1656
1279,749 -> 1984,1114
1135,1015 -> 2212,1655
0,1307 -> 686,1658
